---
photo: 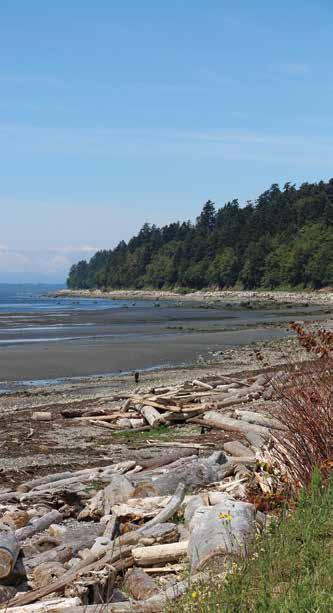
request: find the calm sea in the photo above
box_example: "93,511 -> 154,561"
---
0,283 -> 147,313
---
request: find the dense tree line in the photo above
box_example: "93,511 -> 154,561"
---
68,179 -> 333,290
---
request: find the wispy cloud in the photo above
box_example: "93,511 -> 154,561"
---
0,123 -> 332,165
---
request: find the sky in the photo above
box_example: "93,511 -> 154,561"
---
1,0 -> 333,282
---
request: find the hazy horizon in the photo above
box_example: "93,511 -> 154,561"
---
1,1 -> 333,282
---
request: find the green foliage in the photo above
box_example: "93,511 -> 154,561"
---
175,470 -> 333,612
67,180 -> 333,290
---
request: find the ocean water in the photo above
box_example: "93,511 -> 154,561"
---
0,283 -> 151,313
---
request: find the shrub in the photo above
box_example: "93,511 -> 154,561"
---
271,324 -> 332,489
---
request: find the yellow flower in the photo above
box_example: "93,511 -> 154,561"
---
191,591 -> 197,599
218,512 -> 232,522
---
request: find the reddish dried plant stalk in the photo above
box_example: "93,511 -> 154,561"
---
270,324 -> 332,488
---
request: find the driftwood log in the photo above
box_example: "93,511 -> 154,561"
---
133,541 -> 188,566
146,453 -> 232,495
5,597 -> 82,611
0,530 -> 20,578
201,411 -> 270,436
223,440 -> 254,457
235,409 -> 284,430
9,484 -> 186,607
188,494 -> 257,571
16,510 -> 63,542
139,405 -> 165,428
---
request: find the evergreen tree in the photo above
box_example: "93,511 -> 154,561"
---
67,179 -> 333,291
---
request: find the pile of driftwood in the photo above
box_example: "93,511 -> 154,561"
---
0,371 -> 287,611
57,371 -> 282,449
0,448 -> 283,610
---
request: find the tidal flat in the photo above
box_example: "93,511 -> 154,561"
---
0,295 -> 331,384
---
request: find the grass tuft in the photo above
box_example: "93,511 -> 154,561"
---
175,469 -> 333,612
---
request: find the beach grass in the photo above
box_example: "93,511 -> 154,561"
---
175,469 -> 333,612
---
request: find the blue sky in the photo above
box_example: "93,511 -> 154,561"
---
1,0 -> 333,281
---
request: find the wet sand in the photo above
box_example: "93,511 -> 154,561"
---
0,301 -> 330,383
0,326 -> 290,381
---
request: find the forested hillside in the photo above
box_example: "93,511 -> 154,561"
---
68,179 -> 333,290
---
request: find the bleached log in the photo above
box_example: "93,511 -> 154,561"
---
137,523 -> 179,546
188,496 -> 256,571
149,454 -> 232,496
192,379 -> 214,390
20,476 -> 98,500
202,411 -> 270,435
129,418 -> 146,428
48,522 -> 104,545
139,405 -> 165,427
124,568 -> 159,600
17,472 -> 74,493
184,494 -> 209,524
224,440 -> 254,457
110,502 -> 158,522
104,475 -> 135,515
24,544 -> 74,571
133,397 -> 181,413
98,461 -> 137,477
144,564 -> 183,573
137,448 -> 196,471
90,536 -> 113,557
235,409 -> 284,430
145,440 -> 211,450
215,396 -> 252,409
18,461 -> 134,494
216,383 -> 239,391
10,486 -> 186,608
121,495 -> 170,510
115,418 -> 132,429
0,530 -> 20,578
133,541 -> 188,566
6,598 -> 82,612
88,419 -> 119,430
16,510 -> 63,542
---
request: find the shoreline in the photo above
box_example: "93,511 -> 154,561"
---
0,327 -> 325,486
49,287 -> 333,306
